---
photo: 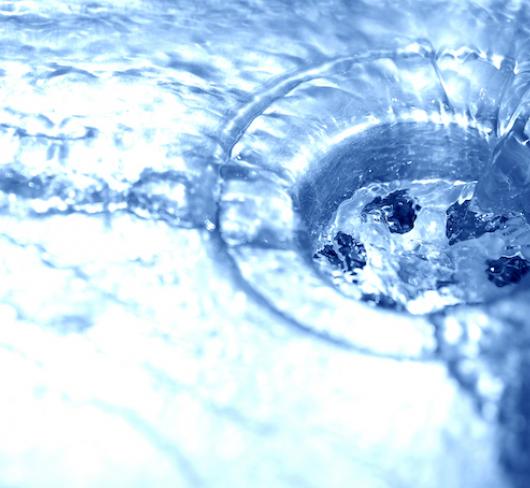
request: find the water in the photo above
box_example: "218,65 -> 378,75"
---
475,116 -> 530,219
2,0 -> 530,487
314,178 -> 530,314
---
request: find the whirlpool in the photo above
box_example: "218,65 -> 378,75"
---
1,0 -> 530,486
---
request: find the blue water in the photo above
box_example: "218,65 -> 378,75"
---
1,1 -> 530,487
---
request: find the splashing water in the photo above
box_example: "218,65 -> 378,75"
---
314,177 -> 530,314
475,116 -> 530,220
3,1 -> 530,487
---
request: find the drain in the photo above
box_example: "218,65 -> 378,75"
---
217,45 -> 530,357
310,122 -> 530,315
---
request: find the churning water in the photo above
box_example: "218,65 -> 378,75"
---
2,0 -> 530,487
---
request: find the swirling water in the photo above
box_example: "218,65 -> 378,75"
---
2,1 -> 530,487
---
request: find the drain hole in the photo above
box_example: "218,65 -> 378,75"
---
314,231 -> 367,275
361,189 -> 421,235
304,122 -> 530,315
486,256 -> 530,288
